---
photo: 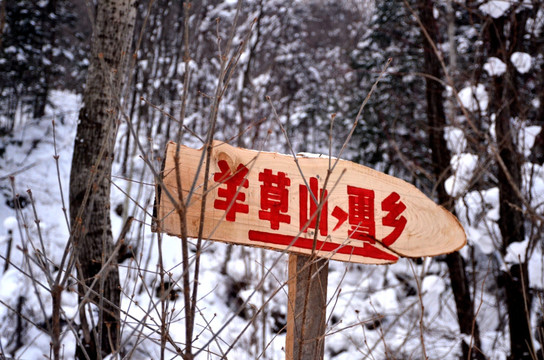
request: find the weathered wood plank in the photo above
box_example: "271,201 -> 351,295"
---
155,140 -> 466,264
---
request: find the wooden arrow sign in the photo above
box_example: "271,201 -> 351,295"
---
154,140 -> 466,264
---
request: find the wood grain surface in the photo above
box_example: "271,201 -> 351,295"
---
155,141 -> 466,264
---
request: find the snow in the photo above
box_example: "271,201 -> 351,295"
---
522,163 -> 544,212
0,269 -> 22,299
458,84 -> 488,113
510,52 -> 532,74
529,247 -> 544,290
530,8 -> 544,36
3,216 -> 17,232
483,57 -> 506,76
517,124 -> 541,157
421,275 -> 458,332
368,288 -> 398,314
63,49 -> 75,61
445,153 -> 478,197
479,0 -> 511,18
504,240 -> 529,264
226,257 -> 250,283
454,186 -> 500,255
16,52 -> 27,62
308,66 -> 322,82
297,151 -> 337,159
444,126 -> 467,154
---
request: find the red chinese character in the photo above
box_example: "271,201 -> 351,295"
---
347,185 -> 375,242
213,160 -> 249,222
299,177 -> 328,236
258,169 -> 291,230
331,205 -> 348,231
381,191 -> 407,245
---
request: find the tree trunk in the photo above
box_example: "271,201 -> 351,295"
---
418,0 -> 484,358
69,0 -> 136,358
486,11 -> 535,359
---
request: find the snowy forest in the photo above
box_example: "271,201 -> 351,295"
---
1,0 -> 544,359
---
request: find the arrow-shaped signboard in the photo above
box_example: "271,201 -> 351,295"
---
155,140 -> 465,264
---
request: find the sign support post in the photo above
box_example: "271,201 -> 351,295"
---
286,254 -> 328,360
154,140 -> 467,358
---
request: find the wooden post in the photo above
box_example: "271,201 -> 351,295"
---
286,254 -> 329,360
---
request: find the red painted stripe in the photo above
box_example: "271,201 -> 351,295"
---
247,230 -> 398,261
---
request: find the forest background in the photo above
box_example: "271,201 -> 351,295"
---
1,0 -> 544,359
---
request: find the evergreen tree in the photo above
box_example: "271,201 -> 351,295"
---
349,0 -> 429,186
0,0 -> 87,126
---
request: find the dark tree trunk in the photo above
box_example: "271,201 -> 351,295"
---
530,52 -> 544,164
418,0 -> 484,358
33,0 -> 58,119
486,9 -> 534,360
69,0 -> 136,358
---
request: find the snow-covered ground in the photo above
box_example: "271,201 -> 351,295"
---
1,90 -> 543,359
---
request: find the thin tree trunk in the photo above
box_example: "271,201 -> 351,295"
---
33,0 -> 58,119
487,11 -> 534,359
69,0 -> 136,358
418,0 -> 484,358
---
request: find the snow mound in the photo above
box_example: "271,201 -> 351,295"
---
483,57 -> 506,76
504,240 -> 528,264
3,216 -> 17,232
444,126 -> 467,154
517,125 -> 541,157
510,52 -> 532,74
445,153 -> 478,197
458,84 -> 488,113
479,0 -> 511,18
